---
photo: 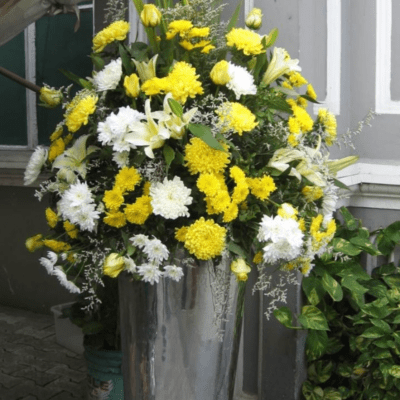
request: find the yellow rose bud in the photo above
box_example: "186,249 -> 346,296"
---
210,60 -> 230,85
231,258 -> 251,282
103,253 -> 126,278
124,73 -> 140,98
140,4 -> 162,28
245,8 -> 263,30
39,86 -> 62,108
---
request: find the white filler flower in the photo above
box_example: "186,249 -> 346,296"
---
93,58 -> 123,91
24,146 -> 48,185
150,176 -> 193,219
258,215 -> 304,264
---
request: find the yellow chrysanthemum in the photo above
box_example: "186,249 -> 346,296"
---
64,133 -> 74,146
114,167 -> 141,192
197,173 -> 221,197
287,133 -> 300,147
318,108 -> 337,146
226,28 -> 264,55
253,251 -> 263,264
302,186 -> 323,202
103,188 -> 124,211
49,125 -> 63,142
306,84 -> 317,101
288,117 -> 300,135
310,215 -> 336,245
247,175 -> 277,200
184,138 -> 230,175
175,226 -> 188,242
92,20 -> 130,53
223,202 -> 239,223
217,102 -> 258,135
64,221 -> 78,239
103,211 -> 127,228
287,100 -> 314,133
124,196 -> 152,225
142,62 -> 203,104
288,71 -> 308,87
298,218 -> 306,232
65,93 -> 98,133
297,97 -> 308,108
230,166 -> 246,183
281,81 -> 293,90
143,181 -> 151,196
42,239 -> 71,253
179,40 -> 194,51
231,181 -> 249,204
182,217 -> 227,260
210,190 -> 231,213
25,234 -> 43,252
124,73 -> 140,98
45,208 -> 58,228
166,20 -> 193,40
201,44 -> 215,54
187,27 -> 210,38
48,138 -> 65,162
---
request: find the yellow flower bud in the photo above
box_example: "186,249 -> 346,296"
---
140,4 -> 162,28
25,234 -> 43,252
39,86 -> 62,108
210,60 -> 230,85
103,253 -> 126,278
124,73 -> 140,98
245,8 -> 263,30
231,258 -> 251,282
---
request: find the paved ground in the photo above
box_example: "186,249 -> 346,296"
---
0,304 -> 86,400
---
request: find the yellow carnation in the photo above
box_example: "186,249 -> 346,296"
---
187,27 -> 210,38
217,102 -> 258,135
45,208 -> 58,228
166,20 -> 193,40
247,175 -> 276,200
65,93 -> 98,133
182,217 -> 227,260
230,166 -> 246,183
124,196 -> 152,225
93,20 -> 130,53
25,234 -> 43,252
42,239 -> 71,253
226,28 -> 264,55
103,211 -> 127,228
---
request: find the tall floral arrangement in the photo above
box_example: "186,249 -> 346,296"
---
25,0 -> 357,311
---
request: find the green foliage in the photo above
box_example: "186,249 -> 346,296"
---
275,207 -> 400,399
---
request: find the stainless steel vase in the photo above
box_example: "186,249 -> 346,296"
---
118,256 -> 242,400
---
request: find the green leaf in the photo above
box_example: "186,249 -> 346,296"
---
383,221 -> 400,243
370,319 -> 392,334
130,41 -> 149,61
253,53 -> 267,81
227,242 -> 247,259
308,360 -> 334,384
323,388 -> 342,400
350,236 -> 381,256
336,363 -> 352,378
226,0 -> 244,33
325,337 -> 344,355
59,68 -> 91,89
341,276 -> 368,306
119,43 -> 134,75
383,275 -> 400,289
321,272 -> 343,302
274,306 -> 295,329
332,238 -> 362,256
188,123 -> 225,151
81,321 -> 104,335
302,381 -> 324,400
360,327 -> 386,339
358,227 -> 370,239
333,178 -> 351,190
299,306 -> 329,331
373,348 -> 392,359
90,53 -> 105,70
163,145 -> 175,170
388,365 -> 400,378
305,330 -> 329,361
265,96 -> 293,113
167,98 -> 183,118
264,28 -> 279,48
302,276 -> 325,306
339,207 -> 359,230
362,298 -> 391,319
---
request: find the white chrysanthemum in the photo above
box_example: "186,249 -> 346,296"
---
53,267 -> 81,294
150,176 -> 192,219
113,151 -> 130,168
226,63 -> 257,99
130,234 -> 149,249
39,251 -> 58,275
24,146 -> 48,185
258,215 -> 304,263
124,257 -> 137,273
98,106 -> 145,152
164,265 -> 184,282
143,238 -> 169,263
137,263 -> 163,284
93,58 -> 123,91
58,182 -> 99,232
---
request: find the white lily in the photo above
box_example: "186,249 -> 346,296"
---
125,99 -> 171,158
262,47 -> 301,86
52,135 -> 98,179
152,93 -> 198,139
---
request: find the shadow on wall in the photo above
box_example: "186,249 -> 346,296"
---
0,185 -> 77,314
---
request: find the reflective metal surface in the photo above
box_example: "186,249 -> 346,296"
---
118,257 -> 241,400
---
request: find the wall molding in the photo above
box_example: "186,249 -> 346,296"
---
375,0 -> 400,114
313,0 -> 342,116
